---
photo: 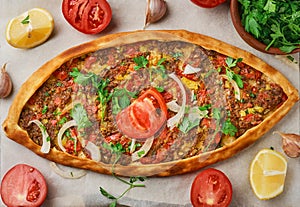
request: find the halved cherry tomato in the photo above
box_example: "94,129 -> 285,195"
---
62,0 -> 112,34
116,88 -> 167,140
190,168 -> 232,207
190,0 -> 226,8
1,164 -> 48,207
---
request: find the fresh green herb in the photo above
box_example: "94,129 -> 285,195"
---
70,103 -> 92,129
128,142 -> 142,152
137,150 -> 146,157
69,68 -> 97,86
155,58 -> 167,78
172,52 -> 183,59
222,119 -> 238,137
70,68 -> 112,121
56,82 -> 63,87
44,91 -> 50,97
225,57 -> 244,88
179,116 -> 201,134
199,104 -> 211,111
21,15 -> 30,24
58,117 -> 67,125
100,142 -> 146,206
286,55 -> 298,64
42,105 -> 48,114
96,79 -> 113,121
249,92 -> 256,98
112,88 -> 137,114
46,136 -> 51,142
155,86 -> 164,92
133,56 -> 148,70
239,0 -> 300,53
53,109 -> 62,116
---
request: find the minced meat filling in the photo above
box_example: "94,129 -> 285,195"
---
19,40 -> 287,165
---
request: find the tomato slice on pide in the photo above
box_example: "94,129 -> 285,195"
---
116,88 -> 167,139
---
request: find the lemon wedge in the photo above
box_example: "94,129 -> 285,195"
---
6,8 -> 54,49
249,148 -> 287,200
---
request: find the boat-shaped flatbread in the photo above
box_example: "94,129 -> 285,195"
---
2,30 -> 299,176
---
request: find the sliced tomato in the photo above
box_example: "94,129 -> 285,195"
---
62,0 -> 112,34
190,0 -> 226,8
116,88 -> 167,140
190,168 -> 232,207
1,164 -> 47,207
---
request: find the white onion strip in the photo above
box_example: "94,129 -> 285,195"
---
129,139 -> 136,153
85,141 -> 101,162
131,136 -> 155,162
57,120 -> 77,152
166,100 -> 181,112
28,120 -> 50,154
49,162 -> 87,179
183,64 -> 201,75
220,74 -> 241,100
167,73 -> 187,129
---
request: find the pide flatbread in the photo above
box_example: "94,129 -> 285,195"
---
2,30 -> 299,177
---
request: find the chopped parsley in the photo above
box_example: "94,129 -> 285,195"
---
225,57 -> 244,88
70,103 -> 92,129
112,88 -> 137,115
239,0 -> 300,53
133,56 -> 148,70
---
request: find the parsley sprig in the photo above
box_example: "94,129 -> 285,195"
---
100,143 -> 146,207
239,0 -> 300,53
133,56 -> 148,70
70,103 -> 92,129
69,68 -> 112,122
225,57 -> 244,88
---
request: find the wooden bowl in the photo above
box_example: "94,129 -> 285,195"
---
230,0 -> 300,55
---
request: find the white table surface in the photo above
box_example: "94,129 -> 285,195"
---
1,0 -> 299,206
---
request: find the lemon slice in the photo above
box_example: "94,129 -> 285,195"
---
249,148 -> 287,200
6,8 -> 54,49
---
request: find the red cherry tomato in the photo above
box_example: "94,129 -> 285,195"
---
62,0 -> 112,34
116,88 -> 167,139
190,0 -> 226,8
1,164 -> 48,207
190,168 -> 232,207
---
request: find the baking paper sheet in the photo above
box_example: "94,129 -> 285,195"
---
1,1 -> 299,206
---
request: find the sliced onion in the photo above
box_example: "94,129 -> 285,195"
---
131,136 -> 155,162
167,73 -> 187,129
28,119 -> 51,154
183,64 -> 201,74
188,106 -> 208,122
57,120 -> 77,152
84,141 -> 101,162
49,162 -> 87,179
130,139 -> 136,153
220,74 -> 241,100
166,100 -> 181,112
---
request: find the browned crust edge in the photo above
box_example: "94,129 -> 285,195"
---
2,30 -> 299,177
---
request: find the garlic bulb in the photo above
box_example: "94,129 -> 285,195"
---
274,131 -> 300,158
144,0 -> 167,28
0,63 -> 13,98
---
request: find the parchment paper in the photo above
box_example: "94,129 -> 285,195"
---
1,1 -> 299,206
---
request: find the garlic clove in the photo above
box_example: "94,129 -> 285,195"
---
0,63 -> 13,98
144,0 -> 167,28
274,131 -> 300,158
